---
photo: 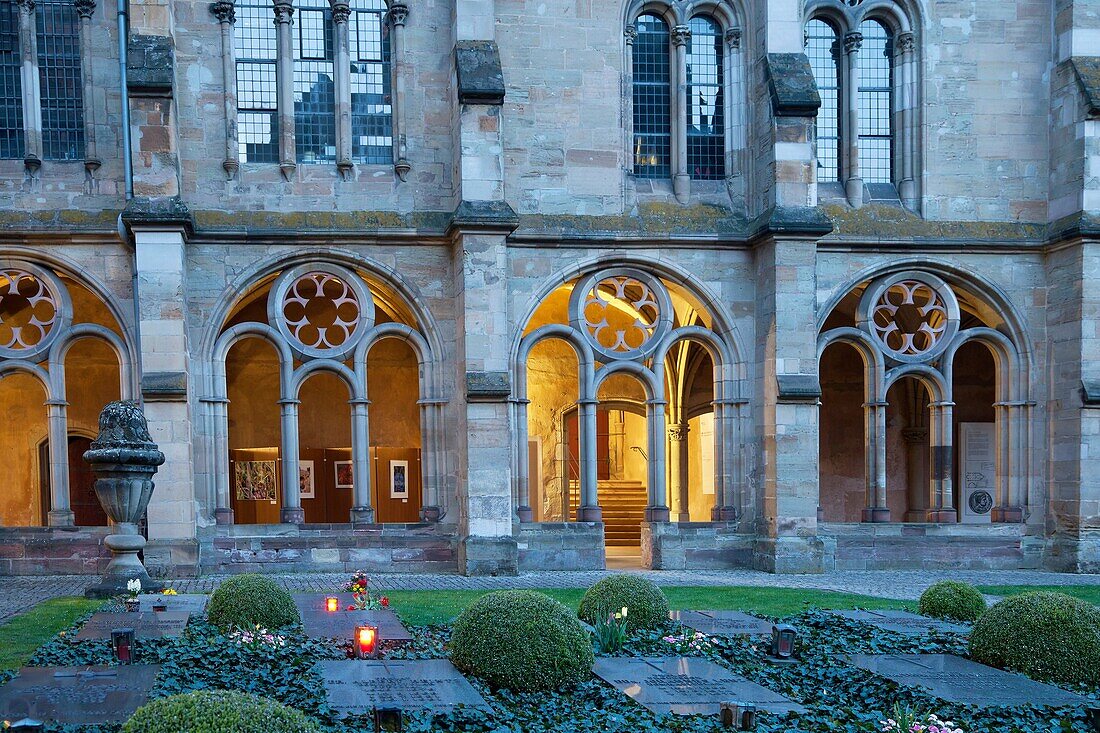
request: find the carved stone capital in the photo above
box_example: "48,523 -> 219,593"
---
387,1 -> 408,27
15,0 -> 35,14
724,27 -> 741,49
272,0 -> 293,25
896,31 -> 915,54
671,24 -> 691,47
210,0 -> 235,24
75,0 -> 96,19
668,424 -> 690,441
624,25 -> 638,45
843,31 -> 863,54
330,0 -> 350,24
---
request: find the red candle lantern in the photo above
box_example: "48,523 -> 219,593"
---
326,596 -> 340,613
111,628 -> 135,664
355,625 -> 378,659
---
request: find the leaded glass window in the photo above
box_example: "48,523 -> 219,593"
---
806,19 -> 839,182
350,0 -> 391,164
632,13 -> 670,179
686,16 -> 723,180
858,19 -> 892,184
0,0 -> 22,159
294,0 -> 336,163
236,2 -> 279,163
36,0 -> 83,161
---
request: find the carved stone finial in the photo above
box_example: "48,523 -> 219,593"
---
624,25 -> 637,45
210,0 -> 235,23
330,0 -> 350,24
74,0 -> 96,19
843,31 -> 863,54
671,24 -> 691,47
394,158 -> 410,181
86,400 -> 163,455
387,1 -> 408,27
725,27 -> 741,49
272,0 -> 293,25
896,31 -> 915,54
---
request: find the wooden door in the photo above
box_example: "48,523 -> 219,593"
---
69,436 -> 106,526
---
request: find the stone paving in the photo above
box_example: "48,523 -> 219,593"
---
3,568 -> 1100,622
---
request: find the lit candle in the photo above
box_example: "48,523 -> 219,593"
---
111,628 -> 135,664
355,625 -> 378,659
326,596 -> 339,613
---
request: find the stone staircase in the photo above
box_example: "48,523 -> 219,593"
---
570,479 -> 647,547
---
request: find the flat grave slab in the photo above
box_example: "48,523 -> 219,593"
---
293,594 -> 412,643
319,659 -> 490,718
671,610 -> 772,636
137,593 -> 209,614
74,611 -> 190,641
592,656 -> 806,716
831,610 -> 969,636
847,654 -> 1092,708
0,665 -> 159,724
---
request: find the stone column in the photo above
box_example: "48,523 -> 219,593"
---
671,24 -> 691,203
843,31 -> 863,207
623,25 -> 636,187
211,0 -> 238,179
331,0 -> 352,177
388,2 -> 410,179
645,397 -> 670,522
992,401 -> 1026,522
207,396 -> 233,524
75,0 -> 100,175
668,423 -> 690,522
350,397 -> 374,524
16,0 -> 42,173
862,400 -> 889,521
278,397 -> 303,523
46,398 -> 74,526
577,397 -> 600,521
927,400 -> 957,522
273,0 -> 296,179
895,31 -> 916,209
418,398 -> 446,521
724,28 -> 744,200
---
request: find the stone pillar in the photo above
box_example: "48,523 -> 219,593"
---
278,397 -> 303,523
331,0 -> 352,177
46,398 -> 74,526
207,395 -> 233,524
75,0 -> 100,175
211,0 -> 238,179
671,24 -> 691,203
895,31 -> 916,209
645,397 -> 670,522
668,423 -> 690,522
724,28 -> 745,206
577,397 -> 600,521
16,0 -> 42,173
842,31 -> 863,207
388,2 -> 410,179
927,400 -> 957,522
861,400 -> 889,521
273,0 -> 296,179
992,401 -> 1027,522
623,25 -> 636,188
350,397 -> 374,524
419,398 -> 445,521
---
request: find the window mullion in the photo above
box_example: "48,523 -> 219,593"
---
273,0 -> 295,178
16,0 -> 42,170
843,30 -> 862,207
331,0 -> 352,177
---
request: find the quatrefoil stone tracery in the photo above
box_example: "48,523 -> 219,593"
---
0,269 -> 60,353
871,279 -> 947,356
569,269 -> 673,362
281,272 -> 361,350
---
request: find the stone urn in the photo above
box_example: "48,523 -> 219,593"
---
83,401 -> 166,599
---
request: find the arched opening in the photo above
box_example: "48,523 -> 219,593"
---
226,337 -> 283,525
667,340 -> 716,522
952,341 -> 997,523
819,340 -> 866,522
298,371 -> 353,523
805,17 -> 840,182
367,338 -> 422,523
595,372 -> 649,553
885,375 -> 931,521
1,372 -> 48,526
62,337 -> 120,526
525,337 -> 580,522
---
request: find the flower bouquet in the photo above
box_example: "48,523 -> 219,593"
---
880,705 -> 963,733
124,578 -> 141,612
342,571 -> 390,611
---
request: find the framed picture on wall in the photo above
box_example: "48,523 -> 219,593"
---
299,460 -> 315,499
235,460 -> 278,502
334,460 -> 354,489
390,460 -> 409,499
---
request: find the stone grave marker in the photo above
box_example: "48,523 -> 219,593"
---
0,665 -> 159,724
847,654 -> 1093,708
592,657 -> 806,716
293,594 -> 412,643
671,610 -> 773,636
74,611 -> 190,641
831,610 -> 969,636
319,659 -> 490,718
137,593 -> 209,614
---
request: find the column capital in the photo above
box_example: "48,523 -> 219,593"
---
387,1 -> 408,27
724,27 -> 741,49
843,31 -> 863,54
671,25 -> 692,47
210,0 -> 235,24
15,0 -> 34,13
667,424 -> 690,441
272,0 -> 293,25
75,0 -> 96,19
330,0 -> 350,24
624,25 -> 638,45
896,31 -> 915,54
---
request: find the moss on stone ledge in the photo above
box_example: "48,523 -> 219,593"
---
823,203 -> 1047,243
516,202 -> 749,239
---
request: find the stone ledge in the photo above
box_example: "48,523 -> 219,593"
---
765,53 -> 820,117
455,41 -> 506,105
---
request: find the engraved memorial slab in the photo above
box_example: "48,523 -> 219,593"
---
0,665 -> 159,724
319,659 -> 490,718
671,610 -> 773,636
293,594 -> 412,642
831,610 -> 969,636
592,657 -> 806,716
847,654 -> 1092,708
137,593 -> 209,614
74,611 -> 190,641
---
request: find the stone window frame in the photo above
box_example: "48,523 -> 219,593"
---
803,0 -> 919,210
210,0 -> 409,182
1,0 -> 100,175
622,0 -> 745,204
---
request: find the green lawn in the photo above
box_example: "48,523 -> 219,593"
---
0,597 -> 103,670
976,584 -> 1100,605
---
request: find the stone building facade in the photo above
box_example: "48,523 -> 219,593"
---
0,0 -> 1097,576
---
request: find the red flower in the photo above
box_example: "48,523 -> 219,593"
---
381,597 -> 389,608
346,605 -> 355,611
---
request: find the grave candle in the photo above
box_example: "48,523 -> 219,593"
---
111,628 -> 136,664
373,706 -> 403,732
355,625 -> 378,659
326,596 -> 340,613
770,624 -> 797,660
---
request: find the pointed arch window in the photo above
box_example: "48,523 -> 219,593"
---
686,15 -> 723,180
857,19 -> 893,184
632,13 -> 671,179
235,1 -> 280,163
805,18 -> 839,183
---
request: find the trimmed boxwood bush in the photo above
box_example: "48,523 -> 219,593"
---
450,590 -> 593,692
121,690 -> 322,733
918,580 -> 986,622
206,574 -> 300,631
578,575 -> 669,631
969,591 -> 1100,685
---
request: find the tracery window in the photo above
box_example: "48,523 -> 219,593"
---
686,15 -> 723,180
632,13 -> 671,179
293,0 -> 336,163
857,19 -> 893,184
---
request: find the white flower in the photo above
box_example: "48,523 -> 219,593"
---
621,606 -> 628,618
126,579 -> 142,594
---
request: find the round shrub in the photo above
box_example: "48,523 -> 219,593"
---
578,575 -> 669,631
206,574 -> 300,631
121,690 -> 321,733
918,580 -> 987,622
969,591 -> 1100,685
450,590 -> 593,692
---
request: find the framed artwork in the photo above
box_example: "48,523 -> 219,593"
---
235,460 -> 277,502
390,460 -> 409,499
334,460 -> 354,489
299,460 -> 315,499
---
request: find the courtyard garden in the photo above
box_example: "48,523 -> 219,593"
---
0,575 -> 1097,732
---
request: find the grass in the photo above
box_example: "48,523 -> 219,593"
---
385,586 -> 909,626
976,585 -> 1100,605
0,596 -> 103,670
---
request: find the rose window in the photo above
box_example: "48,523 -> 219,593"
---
0,269 -> 59,352
870,280 -> 949,357
280,272 -> 362,351
569,269 -> 672,361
